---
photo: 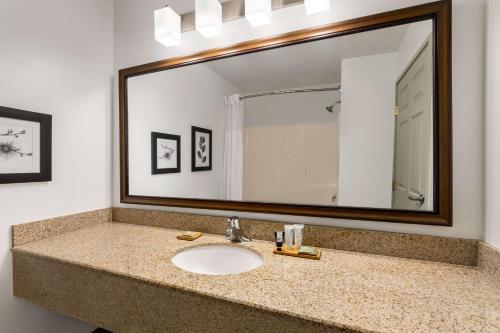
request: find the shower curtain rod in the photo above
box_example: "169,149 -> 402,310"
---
239,86 -> 341,100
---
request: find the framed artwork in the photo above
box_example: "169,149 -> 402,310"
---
0,106 -> 52,184
191,126 -> 212,172
151,132 -> 180,174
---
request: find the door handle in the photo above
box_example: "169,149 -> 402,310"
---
408,194 -> 425,204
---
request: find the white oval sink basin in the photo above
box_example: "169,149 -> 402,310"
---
171,245 -> 263,275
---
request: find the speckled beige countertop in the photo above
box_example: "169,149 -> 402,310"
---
12,223 -> 500,333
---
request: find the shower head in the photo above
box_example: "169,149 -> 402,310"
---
326,85 -> 342,113
326,101 -> 341,113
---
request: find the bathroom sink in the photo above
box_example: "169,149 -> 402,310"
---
171,245 -> 263,275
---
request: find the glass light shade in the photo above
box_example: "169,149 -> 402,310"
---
245,0 -> 272,27
305,0 -> 330,15
196,0 -> 222,38
154,7 -> 181,47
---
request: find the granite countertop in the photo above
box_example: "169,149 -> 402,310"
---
12,222 -> 500,333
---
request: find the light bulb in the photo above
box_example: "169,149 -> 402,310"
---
246,0 -> 272,27
196,0 -> 222,38
154,7 -> 181,47
305,0 -> 330,15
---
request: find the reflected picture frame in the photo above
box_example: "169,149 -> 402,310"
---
151,132 -> 181,174
191,126 -> 212,172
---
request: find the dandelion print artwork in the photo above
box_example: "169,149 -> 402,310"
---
0,118 -> 37,173
0,106 -> 52,184
159,144 -> 175,161
151,132 -> 180,174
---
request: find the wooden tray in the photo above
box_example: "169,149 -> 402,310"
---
273,245 -> 321,260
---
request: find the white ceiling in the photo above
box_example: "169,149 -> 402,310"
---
204,24 -> 410,93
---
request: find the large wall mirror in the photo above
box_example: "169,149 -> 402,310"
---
120,1 -> 452,226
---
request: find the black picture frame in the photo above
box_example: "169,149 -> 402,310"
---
151,132 -> 181,174
191,126 -> 212,172
0,106 -> 52,184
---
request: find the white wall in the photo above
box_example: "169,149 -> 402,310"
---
0,0 -> 113,332
397,20 -> 433,76
128,64 -> 239,199
338,53 -> 397,209
337,20 -> 433,210
485,0 -> 500,249
113,0 -> 486,240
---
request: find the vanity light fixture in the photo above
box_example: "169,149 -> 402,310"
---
196,0 -> 223,38
245,0 -> 272,27
304,0 -> 330,15
154,6 -> 181,47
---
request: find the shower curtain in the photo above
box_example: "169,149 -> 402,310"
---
223,94 -> 244,201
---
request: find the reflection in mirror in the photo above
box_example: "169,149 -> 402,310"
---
127,19 -> 434,212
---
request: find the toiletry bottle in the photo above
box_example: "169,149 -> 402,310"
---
274,231 -> 284,251
294,224 -> 304,251
284,225 -> 294,251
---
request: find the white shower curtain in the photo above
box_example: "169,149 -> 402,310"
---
223,94 -> 244,201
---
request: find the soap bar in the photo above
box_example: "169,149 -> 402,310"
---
176,231 -> 202,241
298,246 -> 320,256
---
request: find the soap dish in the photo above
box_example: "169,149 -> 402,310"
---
176,231 -> 202,241
273,245 -> 321,260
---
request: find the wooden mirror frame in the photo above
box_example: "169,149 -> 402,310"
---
119,0 -> 452,226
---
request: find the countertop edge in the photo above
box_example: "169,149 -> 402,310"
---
11,248 -> 370,333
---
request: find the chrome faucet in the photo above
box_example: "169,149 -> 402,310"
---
225,217 -> 251,243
